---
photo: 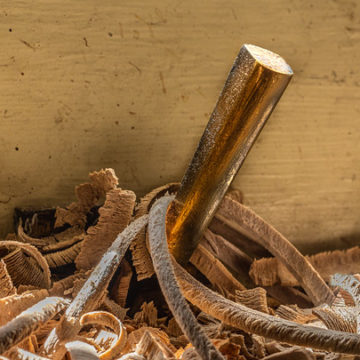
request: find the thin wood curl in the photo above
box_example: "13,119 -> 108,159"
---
147,195 -> 360,355
147,195 -> 224,360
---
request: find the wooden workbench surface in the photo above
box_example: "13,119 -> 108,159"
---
0,0 -> 359,253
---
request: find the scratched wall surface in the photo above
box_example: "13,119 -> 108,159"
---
0,0 -> 359,253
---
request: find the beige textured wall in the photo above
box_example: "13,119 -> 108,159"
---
0,0 -> 359,253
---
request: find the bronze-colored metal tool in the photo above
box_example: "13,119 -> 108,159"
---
166,44 -> 293,265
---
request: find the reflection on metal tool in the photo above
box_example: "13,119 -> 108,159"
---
166,44 -> 293,265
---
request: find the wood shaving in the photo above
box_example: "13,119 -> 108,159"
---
79,311 -> 127,359
49,271 -> 89,297
330,274 -> 360,306
2,170 -> 360,360
17,224 -> 56,248
0,290 -> 49,326
41,231 -> 84,253
43,215 -> 148,359
215,196 -> 334,306
190,244 -> 246,295
133,302 -> 158,328
130,183 -> 179,281
0,260 -> 16,298
65,341 -> 99,360
44,242 -> 82,269
109,259 -> 132,307
0,296 -> 69,354
122,327 -> 172,354
75,189 -> 136,271
265,286 -> 313,308
100,297 -> 128,322
15,348 -> 50,360
250,246 -> 360,287
201,230 -> 253,289
54,168 -> 119,228
134,330 -> 175,360
0,241 -> 51,289
147,195 -> 224,360
275,305 -> 317,324
250,335 -> 266,359
313,305 -> 357,333
233,288 -> 269,314
262,347 -> 316,359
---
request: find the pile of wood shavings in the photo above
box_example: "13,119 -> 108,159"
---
0,168 -> 360,359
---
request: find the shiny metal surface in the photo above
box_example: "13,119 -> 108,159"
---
166,44 -> 293,265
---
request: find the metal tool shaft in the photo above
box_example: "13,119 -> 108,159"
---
166,44 -> 293,265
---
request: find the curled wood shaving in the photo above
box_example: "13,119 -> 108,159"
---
0,297 -> 69,354
17,224 -> 55,248
0,241 -> 51,289
44,242 -> 82,268
79,311 -> 127,359
147,195 -> 224,360
142,195 -> 360,354
216,196 -> 334,306
43,215 -> 148,359
41,232 -> 84,253
83,331 -> 113,354
75,189 -> 136,271
65,341 -> 99,360
250,246 -> 360,287
130,183 -> 180,281
174,260 -> 360,355
3,250 -> 45,289
313,305 -> 357,333
17,224 -> 84,253
0,260 -> 16,298
275,305 -> 317,324
15,208 -> 56,239
233,287 -> 269,314
0,290 -> 49,326
55,168 -> 119,228
69,215 -> 147,318
330,274 -> 360,307
190,244 -> 246,295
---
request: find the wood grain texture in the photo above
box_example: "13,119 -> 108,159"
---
0,0 -> 359,253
